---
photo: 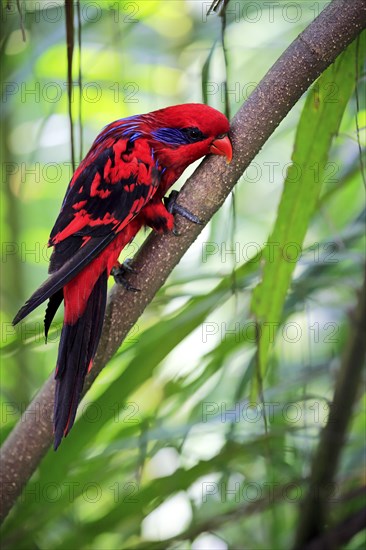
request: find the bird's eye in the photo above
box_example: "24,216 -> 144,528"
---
187,128 -> 201,139
150,126 -> 207,146
183,127 -> 206,142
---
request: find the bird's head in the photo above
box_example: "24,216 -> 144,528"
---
143,103 -> 232,171
95,104 -> 232,181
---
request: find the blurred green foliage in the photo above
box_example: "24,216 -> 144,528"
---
1,1 -> 365,548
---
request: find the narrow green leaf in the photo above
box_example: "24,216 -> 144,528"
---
250,35 -> 365,394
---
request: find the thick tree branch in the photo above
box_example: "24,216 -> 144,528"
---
1,0 -> 365,524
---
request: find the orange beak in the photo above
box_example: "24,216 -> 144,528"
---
209,135 -> 233,164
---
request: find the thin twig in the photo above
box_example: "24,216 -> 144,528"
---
76,0 -> 83,162
65,0 -> 75,171
16,0 -> 26,41
219,5 -> 239,303
354,35 -> 366,189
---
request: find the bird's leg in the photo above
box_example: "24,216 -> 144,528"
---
141,199 -> 175,233
111,260 -> 140,292
164,190 -> 203,236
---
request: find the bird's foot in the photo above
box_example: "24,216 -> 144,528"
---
111,260 -> 140,292
164,191 -> 203,236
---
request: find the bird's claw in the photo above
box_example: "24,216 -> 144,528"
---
121,258 -> 138,274
111,260 -> 140,292
164,190 -> 203,228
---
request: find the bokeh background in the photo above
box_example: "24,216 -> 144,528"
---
1,1 -> 365,548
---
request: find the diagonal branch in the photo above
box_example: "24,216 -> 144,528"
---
293,266 -> 366,548
301,507 -> 366,550
1,0 -> 365,524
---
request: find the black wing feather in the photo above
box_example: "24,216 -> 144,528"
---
13,233 -> 116,325
44,290 -> 64,342
14,138 -> 161,326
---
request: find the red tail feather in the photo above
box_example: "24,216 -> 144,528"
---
53,269 -> 108,449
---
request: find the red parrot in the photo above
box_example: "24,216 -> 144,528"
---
13,103 -> 232,449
